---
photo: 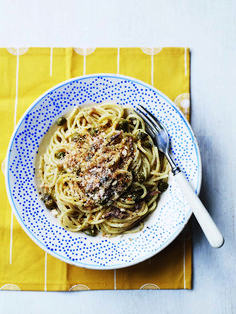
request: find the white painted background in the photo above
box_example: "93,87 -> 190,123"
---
0,0 -> 235,313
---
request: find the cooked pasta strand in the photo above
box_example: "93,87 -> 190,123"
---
39,104 -> 169,235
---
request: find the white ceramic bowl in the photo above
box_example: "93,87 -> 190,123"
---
6,74 -> 201,269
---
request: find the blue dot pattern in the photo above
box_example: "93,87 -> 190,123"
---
7,74 -> 201,269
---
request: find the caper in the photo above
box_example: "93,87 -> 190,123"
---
57,117 -> 66,126
45,199 -> 56,209
59,169 -> 67,174
129,117 -> 137,125
98,198 -> 108,205
56,151 -> 65,159
42,194 -> 56,209
118,119 -> 129,132
92,187 -> 99,193
143,140 -> 153,148
84,229 -> 96,237
136,173 -> 145,182
41,193 -> 51,202
71,133 -> 81,142
131,191 -> 141,202
158,181 -> 169,192
122,188 -> 142,202
89,128 -> 98,136
121,191 -> 131,199
132,171 -> 145,182
136,131 -> 148,140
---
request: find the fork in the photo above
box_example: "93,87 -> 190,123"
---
136,105 -> 224,248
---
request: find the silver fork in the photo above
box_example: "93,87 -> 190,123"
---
136,105 -> 224,248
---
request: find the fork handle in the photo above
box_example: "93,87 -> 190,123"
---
174,171 -> 224,248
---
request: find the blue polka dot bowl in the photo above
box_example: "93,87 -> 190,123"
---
6,74 -> 201,269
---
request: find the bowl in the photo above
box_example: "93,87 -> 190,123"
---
6,74 -> 201,269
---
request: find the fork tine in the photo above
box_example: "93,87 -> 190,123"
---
138,105 -> 170,140
135,107 -> 158,137
138,105 -> 162,132
142,120 -> 156,139
136,105 -> 159,132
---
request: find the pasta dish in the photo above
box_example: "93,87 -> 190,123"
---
39,103 -> 169,236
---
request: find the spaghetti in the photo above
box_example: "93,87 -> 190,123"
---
39,103 -> 169,236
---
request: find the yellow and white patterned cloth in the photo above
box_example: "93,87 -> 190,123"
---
0,47 -> 191,291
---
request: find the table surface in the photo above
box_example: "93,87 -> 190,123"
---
0,0 -> 235,313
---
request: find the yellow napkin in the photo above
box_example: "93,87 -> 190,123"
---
0,47 -> 191,291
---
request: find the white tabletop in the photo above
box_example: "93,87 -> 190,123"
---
0,0 -> 235,313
